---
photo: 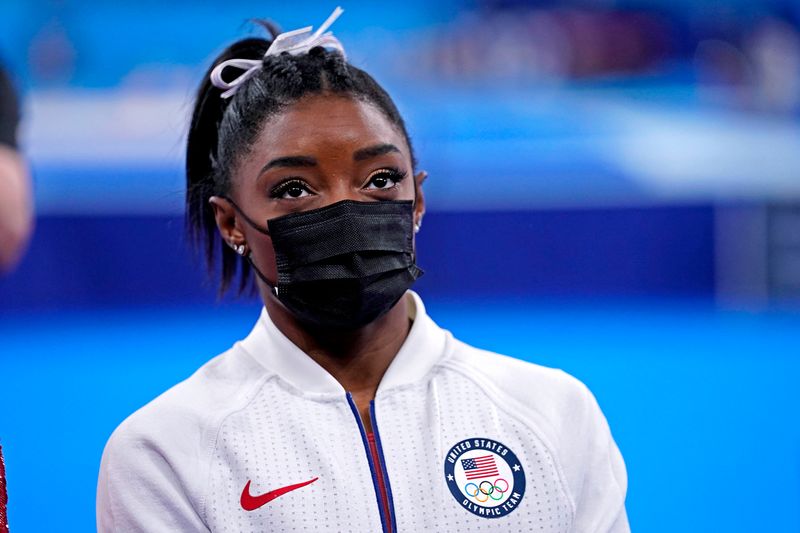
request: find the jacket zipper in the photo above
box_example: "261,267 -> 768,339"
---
346,392 -> 397,533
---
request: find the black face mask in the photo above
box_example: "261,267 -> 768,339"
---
227,198 -> 423,330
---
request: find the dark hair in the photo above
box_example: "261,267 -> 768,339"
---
0,62 -> 20,149
186,21 -> 416,296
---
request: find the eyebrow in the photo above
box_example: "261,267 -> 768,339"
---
259,143 -> 401,174
353,143 -> 401,161
260,155 -> 317,174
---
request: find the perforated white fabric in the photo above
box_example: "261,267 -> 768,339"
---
206,380 -> 381,531
376,375 -> 573,532
97,292 -> 628,532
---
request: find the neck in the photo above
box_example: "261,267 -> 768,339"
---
262,289 -> 412,399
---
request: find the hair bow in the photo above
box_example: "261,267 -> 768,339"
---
210,6 -> 345,99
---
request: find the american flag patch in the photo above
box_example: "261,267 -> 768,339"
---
461,455 -> 499,480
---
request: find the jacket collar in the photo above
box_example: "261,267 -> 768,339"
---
237,291 -> 448,397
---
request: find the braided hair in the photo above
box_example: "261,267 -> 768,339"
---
186,22 -> 416,296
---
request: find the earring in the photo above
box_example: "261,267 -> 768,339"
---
228,241 -> 246,256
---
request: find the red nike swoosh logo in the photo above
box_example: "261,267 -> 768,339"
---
240,477 -> 319,511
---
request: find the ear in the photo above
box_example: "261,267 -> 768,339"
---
413,171 -> 427,229
209,196 -> 247,247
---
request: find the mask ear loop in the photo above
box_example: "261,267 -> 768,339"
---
221,196 -> 270,235
411,184 -> 421,262
221,196 -> 281,296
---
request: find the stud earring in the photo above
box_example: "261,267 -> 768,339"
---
228,241 -> 246,256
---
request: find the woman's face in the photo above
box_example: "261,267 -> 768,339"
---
210,93 -> 426,291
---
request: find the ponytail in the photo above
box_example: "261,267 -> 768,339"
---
185,30 -> 274,296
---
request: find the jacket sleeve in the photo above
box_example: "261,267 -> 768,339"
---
568,381 -> 629,533
96,425 -> 210,532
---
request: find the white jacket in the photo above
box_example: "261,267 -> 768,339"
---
97,291 -> 628,532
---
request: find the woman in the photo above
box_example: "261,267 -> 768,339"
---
97,9 -> 628,532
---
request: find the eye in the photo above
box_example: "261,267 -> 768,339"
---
365,168 -> 407,190
271,179 -> 312,200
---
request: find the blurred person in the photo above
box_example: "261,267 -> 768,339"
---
1,60 -> 29,533
0,63 -> 33,273
96,9 -> 628,532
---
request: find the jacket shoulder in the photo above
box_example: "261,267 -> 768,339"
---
442,338 -> 595,435
97,346 -> 271,531
115,345 -> 268,444
439,338 -> 628,530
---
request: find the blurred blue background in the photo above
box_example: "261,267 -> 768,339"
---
1,0 -> 799,531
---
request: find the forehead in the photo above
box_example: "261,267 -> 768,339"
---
248,93 -> 409,163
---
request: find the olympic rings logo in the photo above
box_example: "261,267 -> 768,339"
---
463,478 -> 509,503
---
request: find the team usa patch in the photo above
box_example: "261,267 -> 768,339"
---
444,437 -> 526,518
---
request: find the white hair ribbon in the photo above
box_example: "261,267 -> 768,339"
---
210,6 -> 345,99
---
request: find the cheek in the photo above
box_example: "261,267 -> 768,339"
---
402,176 -> 418,200
247,230 -> 278,280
